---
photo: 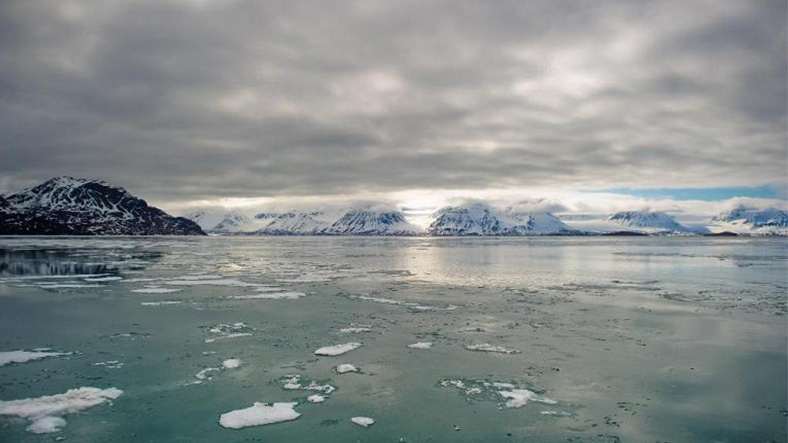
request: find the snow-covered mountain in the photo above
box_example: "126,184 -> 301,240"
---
607,211 -> 692,233
256,211 -> 334,235
182,210 -> 265,233
425,203 -> 571,236
322,208 -> 420,235
0,177 -> 204,235
709,206 -> 788,235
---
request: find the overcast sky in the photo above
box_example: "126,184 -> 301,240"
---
1,0 -> 786,213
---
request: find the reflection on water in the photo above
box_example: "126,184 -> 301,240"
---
0,236 -> 785,443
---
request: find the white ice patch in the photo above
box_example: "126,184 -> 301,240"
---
83,276 -> 123,282
407,342 -> 433,349
222,359 -> 241,369
195,367 -> 221,381
219,402 -> 300,429
93,360 -> 124,369
26,416 -> 66,434
140,301 -> 182,306
349,295 -> 456,312
230,292 -> 305,300
351,417 -> 375,427
279,375 -> 336,395
339,327 -> 372,333
0,350 -> 70,367
0,387 -> 122,434
307,395 -> 325,403
205,323 -> 254,343
335,364 -> 358,374
314,343 -> 362,356
165,278 -> 259,287
498,389 -> 557,408
132,286 -> 182,294
465,344 -> 520,354
37,283 -> 102,289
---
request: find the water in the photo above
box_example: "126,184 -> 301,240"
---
0,236 -> 785,442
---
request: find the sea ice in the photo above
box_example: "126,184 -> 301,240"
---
307,395 -> 325,403
230,292 -> 305,300
83,276 -> 123,282
0,350 -> 70,367
351,416 -> 375,427
407,342 -> 433,349
132,287 -> 182,294
465,343 -> 520,354
140,301 -> 182,306
219,402 -> 300,429
0,387 -> 122,434
336,364 -> 358,374
339,327 -> 372,333
222,359 -> 241,369
498,389 -> 557,408
314,343 -> 362,356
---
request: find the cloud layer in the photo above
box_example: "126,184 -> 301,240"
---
1,0 -> 785,207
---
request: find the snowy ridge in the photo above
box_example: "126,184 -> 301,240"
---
607,211 -> 692,233
426,203 -> 571,236
709,206 -> 788,235
0,177 -> 204,235
322,208 -> 419,235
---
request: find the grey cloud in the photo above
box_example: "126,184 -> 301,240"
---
0,0 -> 785,205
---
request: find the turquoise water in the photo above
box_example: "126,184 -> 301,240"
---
0,236 -> 786,442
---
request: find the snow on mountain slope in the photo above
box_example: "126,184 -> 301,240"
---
182,210 -> 267,233
256,211 -> 335,235
709,206 -> 788,235
322,208 -> 419,235
606,211 -> 692,233
0,177 -> 204,235
426,203 -> 570,236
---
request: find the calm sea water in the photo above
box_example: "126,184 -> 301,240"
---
0,236 -> 786,442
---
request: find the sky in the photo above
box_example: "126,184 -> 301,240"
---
0,0 -> 786,217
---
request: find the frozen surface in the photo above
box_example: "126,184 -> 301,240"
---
351,416 -> 375,427
314,343 -> 362,356
0,350 -> 69,367
0,236 -> 785,443
218,402 -> 300,429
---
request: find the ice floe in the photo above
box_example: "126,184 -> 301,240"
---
93,360 -> 124,369
165,278 -> 259,287
205,323 -> 254,343
83,276 -> 123,282
0,350 -> 70,367
222,359 -> 241,369
230,292 -> 305,300
279,375 -> 336,396
307,395 -> 325,403
0,387 -> 122,434
498,389 -> 556,408
140,301 -> 182,306
339,327 -> 372,333
349,295 -> 457,312
314,343 -> 362,356
351,416 -> 375,427
195,367 -> 221,381
132,286 -> 183,294
465,343 -> 520,354
407,342 -> 433,349
336,364 -> 359,374
219,402 -> 300,429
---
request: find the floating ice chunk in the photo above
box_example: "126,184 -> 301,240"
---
539,410 -> 572,416
302,382 -> 336,394
336,364 -> 358,374
173,274 -> 224,280
314,343 -> 362,356
165,278 -> 259,287
27,416 -> 66,434
38,283 -> 102,289
339,327 -> 372,333
407,342 -> 433,349
222,359 -> 241,369
122,278 -> 160,283
195,367 -> 221,380
488,382 -> 515,389
219,402 -> 300,429
93,360 -> 124,369
0,387 -> 122,434
0,350 -> 70,367
466,387 -> 482,395
83,276 -> 123,282
440,379 -> 466,389
132,286 -> 182,294
307,395 -> 325,403
498,389 -> 556,408
465,344 -> 520,354
140,301 -> 182,306
351,417 -> 375,427
282,375 -> 302,390
230,292 -> 305,300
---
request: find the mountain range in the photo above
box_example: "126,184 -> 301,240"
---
0,177 -> 204,235
1,177 -> 786,236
